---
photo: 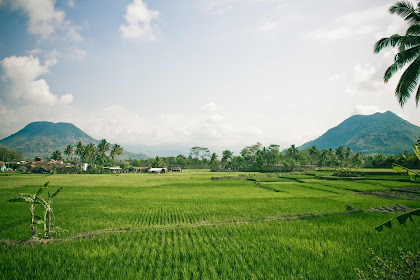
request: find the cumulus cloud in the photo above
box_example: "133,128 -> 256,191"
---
8,0 -> 82,40
345,64 -> 387,96
308,4 -> 406,41
0,55 -> 73,106
120,0 -> 159,41
351,105 -> 384,116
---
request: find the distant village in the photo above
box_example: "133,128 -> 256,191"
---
0,157 -> 183,174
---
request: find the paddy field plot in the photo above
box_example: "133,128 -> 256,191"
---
0,170 -> 419,279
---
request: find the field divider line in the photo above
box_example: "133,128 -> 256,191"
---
0,210 -> 362,245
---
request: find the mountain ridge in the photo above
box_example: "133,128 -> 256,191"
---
0,121 -> 148,160
299,111 -> 420,154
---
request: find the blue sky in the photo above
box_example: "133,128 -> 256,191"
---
0,0 -> 419,152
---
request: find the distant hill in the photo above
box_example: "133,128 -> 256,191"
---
299,111 -> 420,155
0,121 -> 148,160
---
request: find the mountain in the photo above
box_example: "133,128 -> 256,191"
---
123,144 -> 191,158
0,121 -> 148,160
299,111 -> 420,155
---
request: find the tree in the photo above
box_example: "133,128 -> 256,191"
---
97,139 -> 111,166
110,144 -> 124,164
8,186 -> 44,237
152,156 -> 165,168
0,145 -> 23,162
84,143 -> 97,167
374,1 -> 420,106
64,145 -> 74,160
51,150 -> 63,161
35,182 -> 62,239
75,141 -> 84,162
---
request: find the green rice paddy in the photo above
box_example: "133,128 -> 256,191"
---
0,170 -> 419,279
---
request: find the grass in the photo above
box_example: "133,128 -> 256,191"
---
0,170 -> 419,279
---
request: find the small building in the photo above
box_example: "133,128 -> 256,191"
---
169,165 -> 183,172
0,161 -> 6,172
104,166 -> 123,173
148,168 -> 168,174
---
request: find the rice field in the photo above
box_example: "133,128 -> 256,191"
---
0,170 -> 419,279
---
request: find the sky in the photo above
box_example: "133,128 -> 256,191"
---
0,0 -> 419,153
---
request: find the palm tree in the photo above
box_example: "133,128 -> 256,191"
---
51,150 -> 63,161
374,1 -> 420,106
64,145 -> 74,161
97,139 -> 110,166
110,144 -> 124,164
75,141 -> 84,162
84,143 -> 97,167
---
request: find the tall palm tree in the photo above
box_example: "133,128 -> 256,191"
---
84,143 -> 97,167
97,139 -> 110,166
75,141 -> 84,162
64,145 -> 74,161
374,1 -> 420,106
110,144 -> 124,164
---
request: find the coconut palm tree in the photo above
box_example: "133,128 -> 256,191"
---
75,141 -> 84,162
51,150 -> 63,161
110,144 -> 124,164
374,1 -> 420,106
64,145 -> 74,161
97,139 -> 110,166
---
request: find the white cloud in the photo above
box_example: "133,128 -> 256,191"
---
351,105 -> 384,116
120,0 -> 159,41
201,102 -> 220,113
8,0 -> 82,40
66,0 -> 75,8
345,64 -> 386,96
0,55 -> 73,106
260,19 -> 278,33
308,4 -> 406,41
208,0 -> 287,14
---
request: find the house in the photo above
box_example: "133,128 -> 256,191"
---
104,166 -> 122,173
148,168 -> 168,174
169,165 -> 183,172
0,161 -> 6,172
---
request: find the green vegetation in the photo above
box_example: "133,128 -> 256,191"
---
300,111 -> 420,155
0,145 -> 23,162
1,170 -> 419,279
374,1 -> 420,107
0,121 -> 147,160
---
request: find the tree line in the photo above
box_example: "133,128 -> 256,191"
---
128,143 -> 420,171
51,139 -> 124,172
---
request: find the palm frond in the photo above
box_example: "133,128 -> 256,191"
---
390,1 -> 420,25
51,187 -> 62,198
385,46 -> 420,82
398,35 -> 420,51
390,1 -> 415,17
8,197 -> 28,203
374,35 -> 405,53
406,24 -> 420,35
36,186 -> 44,196
395,56 -> 420,106
416,82 -> 420,106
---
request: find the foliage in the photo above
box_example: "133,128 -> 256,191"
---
356,248 -> 420,280
51,150 -> 63,161
374,1 -> 420,106
7,182 -> 62,239
0,145 -> 23,162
